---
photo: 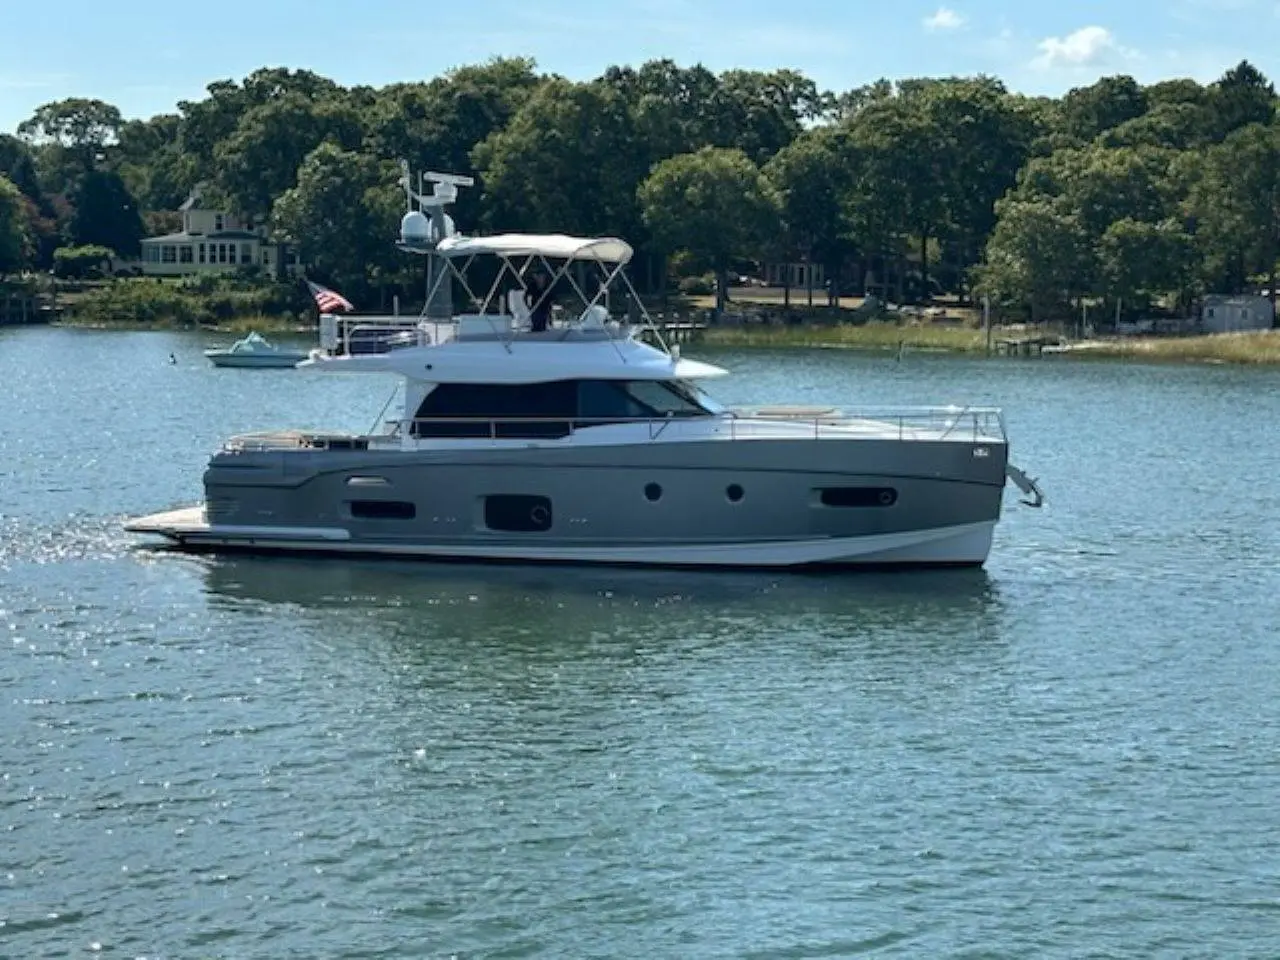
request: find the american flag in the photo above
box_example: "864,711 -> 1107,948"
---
306,279 -> 354,313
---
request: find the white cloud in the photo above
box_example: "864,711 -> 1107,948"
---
1033,26 -> 1137,69
923,6 -> 965,31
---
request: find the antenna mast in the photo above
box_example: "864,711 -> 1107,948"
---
395,163 -> 475,320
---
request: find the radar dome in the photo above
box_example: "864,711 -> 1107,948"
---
400,210 -> 431,243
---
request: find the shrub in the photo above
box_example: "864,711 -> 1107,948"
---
53,245 -> 116,279
68,278 -> 210,325
67,275 -> 305,327
678,274 -> 715,296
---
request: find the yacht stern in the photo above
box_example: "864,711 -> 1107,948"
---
125,505 -> 209,542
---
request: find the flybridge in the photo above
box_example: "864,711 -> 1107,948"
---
316,163 -> 669,358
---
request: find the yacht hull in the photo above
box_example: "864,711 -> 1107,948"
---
126,507 -> 994,567
205,352 -> 307,369
127,437 -> 1008,569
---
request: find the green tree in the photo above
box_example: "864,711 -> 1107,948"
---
1010,145 -> 1177,241
473,78 -> 646,238
765,127 -> 855,305
1059,75 -> 1148,144
602,59 -> 724,164
915,77 -> 1039,295
716,69 -> 828,163
178,68 -> 346,185
272,143 -> 404,296
17,98 -> 122,154
52,244 -> 116,279
1101,103 -> 1212,151
975,200 -> 1093,322
0,134 -> 43,200
366,58 -> 541,228
1207,61 -> 1276,142
639,146 -> 780,313
114,114 -> 191,210
17,98 -> 124,193
0,176 -> 29,273
1189,121 -> 1280,307
1099,218 -> 1197,313
832,79 -> 895,122
69,170 -> 144,256
844,93 -> 950,301
213,93 -> 363,221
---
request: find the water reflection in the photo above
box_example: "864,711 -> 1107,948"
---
193,554 -> 1008,664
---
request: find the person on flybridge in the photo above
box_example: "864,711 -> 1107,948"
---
525,273 -> 552,332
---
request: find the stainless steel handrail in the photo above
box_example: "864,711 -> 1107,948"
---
223,408 -> 1006,453
389,409 -> 1007,443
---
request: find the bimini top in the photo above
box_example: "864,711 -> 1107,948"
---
435,233 -> 633,265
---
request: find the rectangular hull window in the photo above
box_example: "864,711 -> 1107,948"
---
350,500 -> 416,520
819,487 -> 898,508
485,495 -> 553,533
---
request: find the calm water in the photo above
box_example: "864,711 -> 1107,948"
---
3,326 -> 1280,958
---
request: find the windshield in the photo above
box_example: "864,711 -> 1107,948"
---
624,379 -> 722,418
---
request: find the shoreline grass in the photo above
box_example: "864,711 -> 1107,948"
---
701,322 -> 989,353
52,302 -> 1280,365
699,321 -> 1280,365
57,314 -> 312,335
1053,330 -> 1280,364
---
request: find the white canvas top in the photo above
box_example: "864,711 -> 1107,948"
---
436,233 -> 634,264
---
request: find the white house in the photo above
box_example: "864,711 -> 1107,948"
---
139,188 -> 300,278
1201,294 -> 1275,333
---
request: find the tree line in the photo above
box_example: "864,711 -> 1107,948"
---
1,57 -> 1277,322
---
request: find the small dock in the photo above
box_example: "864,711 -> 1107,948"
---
655,321 -> 708,344
993,335 -> 1058,357
0,293 -> 52,325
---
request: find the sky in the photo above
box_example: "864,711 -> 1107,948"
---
3,0 -> 1279,133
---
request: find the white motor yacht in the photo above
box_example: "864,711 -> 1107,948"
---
128,169 -> 1042,568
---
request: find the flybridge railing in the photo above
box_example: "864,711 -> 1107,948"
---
319,313 -> 454,355
221,408 -> 1006,453
317,311 -> 642,356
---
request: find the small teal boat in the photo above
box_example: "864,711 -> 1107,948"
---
204,332 -> 308,369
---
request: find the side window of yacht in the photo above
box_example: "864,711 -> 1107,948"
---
412,382 -> 578,438
577,380 -> 649,422
624,380 -> 712,417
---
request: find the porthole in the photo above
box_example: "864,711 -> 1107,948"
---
644,483 -> 663,502
726,484 -> 744,503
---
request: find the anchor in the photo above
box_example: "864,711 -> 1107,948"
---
1006,464 -> 1045,508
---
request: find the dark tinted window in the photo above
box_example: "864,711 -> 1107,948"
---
623,380 -> 711,417
819,487 -> 898,508
412,379 -> 715,437
350,500 -> 416,520
485,495 -> 553,532
578,380 -> 650,421
413,382 -> 578,438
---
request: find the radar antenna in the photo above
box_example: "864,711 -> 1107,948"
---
396,163 -> 475,320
